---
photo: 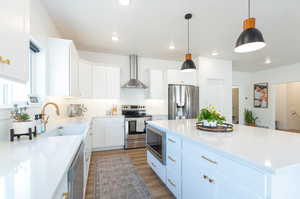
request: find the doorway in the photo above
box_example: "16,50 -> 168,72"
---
232,87 -> 239,124
275,82 -> 300,133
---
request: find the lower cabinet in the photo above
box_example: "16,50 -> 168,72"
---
147,150 -> 166,183
83,126 -> 93,196
92,117 -> 125,150
53,173 -> 69,199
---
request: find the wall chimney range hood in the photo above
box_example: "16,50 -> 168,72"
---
122,55 -> 147,89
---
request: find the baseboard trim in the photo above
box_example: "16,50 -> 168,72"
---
92,145 -> 124,152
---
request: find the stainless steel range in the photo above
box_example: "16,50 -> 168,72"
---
122,105 -> 152,149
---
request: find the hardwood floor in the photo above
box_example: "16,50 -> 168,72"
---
85,148 -> 175,199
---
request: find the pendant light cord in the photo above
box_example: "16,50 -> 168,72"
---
187,19 -> 190,54
248,0 -> 251,18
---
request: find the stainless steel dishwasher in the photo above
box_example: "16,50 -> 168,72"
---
68,142 -> 84,199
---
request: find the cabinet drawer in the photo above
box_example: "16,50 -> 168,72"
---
166,169 -> 180,198
167,134 -> 181,156
166,153 -> 180,174
147,151 -> 166,183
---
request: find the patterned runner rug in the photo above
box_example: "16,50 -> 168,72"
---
93,155 -> 152,199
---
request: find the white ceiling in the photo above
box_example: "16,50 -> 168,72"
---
41,0 -> 300,72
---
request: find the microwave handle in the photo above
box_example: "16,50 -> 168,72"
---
147,127 -> 163,136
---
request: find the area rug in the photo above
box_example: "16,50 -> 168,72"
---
93,155 -> 152,199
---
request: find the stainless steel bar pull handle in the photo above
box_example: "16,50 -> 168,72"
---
168,179 -> 176,187
168,156 -> 176,163
201,155 -> 217,165
168,138 -> 176,143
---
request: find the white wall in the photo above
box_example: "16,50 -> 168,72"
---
0,0 -> 61,141
275,84 -> 288,129
251,62 -> 300,128
198,57 -> 233,123
232,71 -> 252,125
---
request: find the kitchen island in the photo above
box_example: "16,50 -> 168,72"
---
147,119 -> 300,199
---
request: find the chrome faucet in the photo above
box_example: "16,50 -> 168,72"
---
41,102 -> 60,131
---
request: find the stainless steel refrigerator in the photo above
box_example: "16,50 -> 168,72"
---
168,84 -> 199,120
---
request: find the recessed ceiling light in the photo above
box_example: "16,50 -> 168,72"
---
211,50 -> 219,56
112,33 -> 119,42
169,42 -> 175,50
119,0 -> 130,6
265,58 -> 271,64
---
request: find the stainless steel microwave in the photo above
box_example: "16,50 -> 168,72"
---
146,126 -> 166,165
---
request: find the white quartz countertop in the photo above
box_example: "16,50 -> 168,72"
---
0,127 -> 83,199
147,119 -> 300,173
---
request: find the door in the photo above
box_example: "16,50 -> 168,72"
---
93,66 -> 107,99
232,88 -> 239,124
92,118 -> 106,148
105,118 -> 124,147
106,68 -> 120,99
79,60 -> 92,97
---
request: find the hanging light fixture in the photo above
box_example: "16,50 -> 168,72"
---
235,0 -> 266,53
181,13 -> 196,72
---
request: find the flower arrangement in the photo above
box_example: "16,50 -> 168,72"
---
197,105 -> 226,127
10,104 -> 31,122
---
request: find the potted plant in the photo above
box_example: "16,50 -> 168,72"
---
244,109 -> 258,126
11,104 -> 33,135
197,105 -> 226,127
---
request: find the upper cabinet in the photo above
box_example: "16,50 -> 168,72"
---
0,0 -> 29,82
79,60 -> 93,98
47,38 -> 80,97
167,69 -> 198,86
148,70 -> 164,99
93,65 -> 120,99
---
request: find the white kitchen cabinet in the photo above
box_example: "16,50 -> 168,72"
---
167,69 -> 197,86
92,117 -> 124,150
148,70 -> 164,99
166,134 -> 182,198
93,66 -> 120,99
79,60 -> 93,98
0,0 -> 29,82
53,173 -> 68,199
147,150 -> 166,183
107,68 -> 120,99
83,125 -> 93,196
47,38 -> 80,97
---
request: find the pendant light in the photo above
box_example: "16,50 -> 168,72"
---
234,0 -> 266,53
181,13 -> 196,72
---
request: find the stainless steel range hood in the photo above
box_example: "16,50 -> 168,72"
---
122,55 -> 147,89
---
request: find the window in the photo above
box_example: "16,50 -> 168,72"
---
0,41 -> 40,106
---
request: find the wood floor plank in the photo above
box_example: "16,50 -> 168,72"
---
85,148 -> 175,199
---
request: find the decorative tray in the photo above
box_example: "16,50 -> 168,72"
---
196,122 -> 234,133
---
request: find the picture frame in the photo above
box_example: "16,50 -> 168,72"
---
28,95 -> 40,104
254,82 -> 268,108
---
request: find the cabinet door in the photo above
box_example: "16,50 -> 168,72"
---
69,43 -> 80,97
182,155 -> 215,199
93,66 -> 107,99
105,118 -> 124,147
149,70 -> 164,99
79,60 -> 93,97
0,0 -> 29,82
92,118 -> 107,148
106,68 -> 120,99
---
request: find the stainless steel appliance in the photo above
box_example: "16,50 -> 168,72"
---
146,126 -> 166,165
68,143 -> 84,199
168,84 -> 199,120
122,105 -> 152,149
67,104 -> 87,117
121,55 -> 148,89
